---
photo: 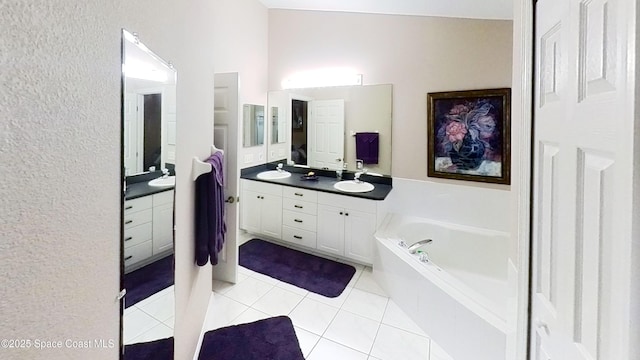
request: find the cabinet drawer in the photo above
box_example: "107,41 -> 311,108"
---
124,196 -> 152,215
123,222 -> 152,248
124,208 -> 152,229
242,179 -> 282,196
282,187 -> 317,202
317,192 -> 377,214
283,198 -> 317,216
282,226 -> 317,249
124,240 -> 152,267
153,190 -> 174,206
282,210 -> 317,232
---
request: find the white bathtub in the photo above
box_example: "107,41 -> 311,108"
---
374,214 -> 510,360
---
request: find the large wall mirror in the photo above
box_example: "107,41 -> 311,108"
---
267,84 -> 392,175
122,29 -> 176,355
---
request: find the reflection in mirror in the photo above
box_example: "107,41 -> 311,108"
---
270,106 -> 286,144
122,30 -> 176,354
243,104 -> 265,147
268,84 -> 392,175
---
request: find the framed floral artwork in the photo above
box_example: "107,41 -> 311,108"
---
427,88 -> 511,184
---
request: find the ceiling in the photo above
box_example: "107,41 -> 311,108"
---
258,0 -> 514,20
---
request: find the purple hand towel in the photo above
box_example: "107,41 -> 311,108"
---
195,151 -> 226,266
355,132 -> 379,164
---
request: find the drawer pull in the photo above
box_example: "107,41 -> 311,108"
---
293,235 -> 302,239
125,255 -> 133,261
294,193 -> 303,197
294,205 -> 303,209
125,236 -> 133,242
125,220 -> 133,225
294,219 -> 303,223
345,213 -> 349,216
125,206 -> 133,210
339,212 -> 343,215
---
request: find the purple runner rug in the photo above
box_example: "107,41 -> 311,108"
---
239,239 -> 356,298
198,316 -> 303,360
124,254 -> 174,308
124,337 -> 173,360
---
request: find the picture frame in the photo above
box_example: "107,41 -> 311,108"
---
427,88 -> 511,185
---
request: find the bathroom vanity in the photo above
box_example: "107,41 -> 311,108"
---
124,179 -> 174,273
240,166 -> 391,265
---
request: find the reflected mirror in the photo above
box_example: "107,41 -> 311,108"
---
268,84 -> 392,175
122,29 -> 176,354
243,104 -> 265,147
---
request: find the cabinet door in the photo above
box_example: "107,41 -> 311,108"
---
152,202 -> 174,255
241,190 -> 262,234
260,194 -> 282,239
344,209 -> 376,264
317,204 -> 345,256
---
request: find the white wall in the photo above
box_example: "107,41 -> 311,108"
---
213,0 -> 269,169
2,1 -> 219,359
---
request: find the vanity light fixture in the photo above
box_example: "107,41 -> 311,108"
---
281,68 -> 363,89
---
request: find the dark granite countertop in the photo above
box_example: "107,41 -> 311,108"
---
125,182 -> 174,200
240,164 -> 392,201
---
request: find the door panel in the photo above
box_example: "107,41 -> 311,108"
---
317,205 -> 345,256
307,99 -> 344,169
532,0 -> 634,359
212,72 -> 240,283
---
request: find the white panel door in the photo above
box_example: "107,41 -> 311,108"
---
212,72 -> 240,283
307,99 -> 345,169
532,0 -> 635,359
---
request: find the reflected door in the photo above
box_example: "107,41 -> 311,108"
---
212,72 -> 240,283
307,99 -> 344,169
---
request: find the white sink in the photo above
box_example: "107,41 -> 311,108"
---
148,176 -> 175,187
257,170 -> 291,180
333,180 -> 375,193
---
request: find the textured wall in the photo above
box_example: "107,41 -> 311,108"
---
1,1 -> 122,359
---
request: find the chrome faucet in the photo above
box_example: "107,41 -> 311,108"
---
354,159 -> 367,183
408,239 -> 433,254
276,163 -> 284,172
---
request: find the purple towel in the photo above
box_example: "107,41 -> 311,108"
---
195,151 -> 226,266
355,132 -> 379,164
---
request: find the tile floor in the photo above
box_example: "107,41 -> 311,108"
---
124,262 -> 454,360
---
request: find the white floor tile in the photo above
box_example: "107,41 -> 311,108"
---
346,263 -> 365,288
129,322 -> 173,344
203,294 -> 248,331
275,279 -> 310,297
131,286 -> 174,309
223,276 -> 274,306
228,308 -> 271,326
324,310 -> 380,354
371,324 -> 430,360
307,338 -> 369,360
288,298 -> 339,335
430,340 -> 455,360
355,267 -> 388,296
124,308 -> 161,343
246,269 -> 281,285
382,299 -> 427,336
163,316 -> 174,329
368,357 -> 383,360
342,288 -> 389,322
251,286 -> 304,316
306,285 -> 353,308
137,290 -> 175,322
294,326 -> 320,358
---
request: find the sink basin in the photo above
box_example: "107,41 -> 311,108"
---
257,170 -> 291,180
148,176 -> 175,187
333,180 -> 375,193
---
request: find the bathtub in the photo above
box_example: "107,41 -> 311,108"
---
373,214 -> 510,360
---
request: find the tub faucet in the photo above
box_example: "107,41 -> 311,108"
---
408,239 -> 433,254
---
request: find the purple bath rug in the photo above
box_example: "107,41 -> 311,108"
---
239,239 -> 355,298
124,337 -> 173,360
198,316 -> 304,360
124,254 -> 174,308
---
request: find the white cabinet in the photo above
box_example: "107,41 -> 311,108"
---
124,189 -> 174,272
317,192 -> 379,264
152,190 -> 174,254
240,179 -> 386,265
240,180 -> 282,239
